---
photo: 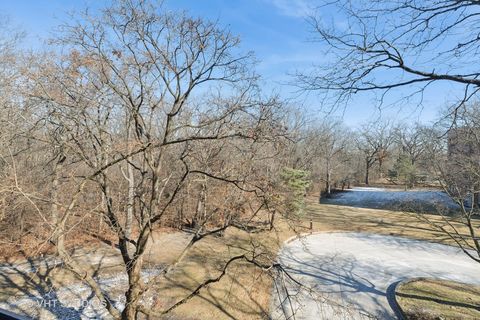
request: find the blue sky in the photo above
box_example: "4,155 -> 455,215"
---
1,0 -> 451,127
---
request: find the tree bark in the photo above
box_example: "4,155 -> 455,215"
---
474,192 -> 479,209
194,179 -> 207,226
51,155 -> 64,252
378,159 -> 384,179
122,263 -> 142,320
126,161 -> 134,239
269,210 -> 275,231
365,159 -> 370,185
121,227 -> 151,320
325,161 -> 332,197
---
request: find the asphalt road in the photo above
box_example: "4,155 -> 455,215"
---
273,232 -> 480,320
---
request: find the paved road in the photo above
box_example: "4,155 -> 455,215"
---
273,232 -> 480,319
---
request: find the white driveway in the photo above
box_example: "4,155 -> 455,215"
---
273,232 -> 480,319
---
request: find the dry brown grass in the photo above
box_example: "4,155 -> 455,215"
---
396,278 -> 480,320
305,196 -> 474,246
152,220 -> 300,319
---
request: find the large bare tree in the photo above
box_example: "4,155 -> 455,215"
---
304,120 -> 350,198
430,104 -> 480,263
1,1 -> 293,319
299,0 -> 480,111
355,121 -> 394,185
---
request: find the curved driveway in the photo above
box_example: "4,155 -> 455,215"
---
273,232 -> 480,319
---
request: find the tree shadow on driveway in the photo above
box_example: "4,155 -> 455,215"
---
275,233 -> 480,320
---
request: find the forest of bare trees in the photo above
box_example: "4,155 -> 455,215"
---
0,0 -> 480,319
0,1 -> 297,318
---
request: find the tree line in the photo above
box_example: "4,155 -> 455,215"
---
0,0 -> 480,319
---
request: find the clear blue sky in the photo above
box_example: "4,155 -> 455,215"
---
1,0 -> 451,127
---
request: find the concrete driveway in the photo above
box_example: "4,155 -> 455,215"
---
273,232 -> 480,319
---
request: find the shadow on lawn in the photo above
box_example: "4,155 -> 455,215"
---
305,198 -> 475,247
151,246 -> 272,320
396,291 -> 480,311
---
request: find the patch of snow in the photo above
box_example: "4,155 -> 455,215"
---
0,267 -> 163,319
349,187 -> 386,192
323,188 -> 458,213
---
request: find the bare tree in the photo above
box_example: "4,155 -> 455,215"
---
294,0 -> 480,264
394,124 -> 428,167
0,17 -> 32,247
355,121 -> 394,185
3,1 -> 292,319
387,123 -> 430,188
304,120 -> 349,198
419,104 -> 480,263
298,0 -> 480,112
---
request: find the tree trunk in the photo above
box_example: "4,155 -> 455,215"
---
125,123 -> 134,241
378,159 -> 384,179
122,228 -> 150,320
194,179 -> 207,226
365,159 -> 370,185
474,192 -> 479,209
122,261 -> 142,320
202,180 -> 207,221
325,161 -> 332,197
269,210 -> 275,231
126,161 -> 134,239
51,156 -> 64,252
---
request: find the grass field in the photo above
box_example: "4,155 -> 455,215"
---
305,196 -> 464,244
396,278 -> 480,320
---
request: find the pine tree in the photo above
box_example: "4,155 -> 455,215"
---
280,167 -> 311,215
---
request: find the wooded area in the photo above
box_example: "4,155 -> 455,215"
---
0,0 -> 480,319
